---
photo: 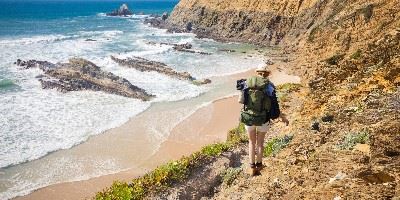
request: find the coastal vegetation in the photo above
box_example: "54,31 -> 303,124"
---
96,124 -> 248,200
263,135 -> 293,157
337,131 -> 370,150
96,119 -> 297,199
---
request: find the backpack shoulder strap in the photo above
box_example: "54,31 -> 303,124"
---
247,76 -> 268,90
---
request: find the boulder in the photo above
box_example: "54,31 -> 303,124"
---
162,12 -> 169,21
172,43 -> 193,51
192,78 -> 212,85
107,4 -> 133,16
186,22 -> 193,32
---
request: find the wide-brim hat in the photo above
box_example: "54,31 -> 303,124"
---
255,66 -> 271,73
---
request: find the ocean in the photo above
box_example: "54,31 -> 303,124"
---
0,0 -> 264,199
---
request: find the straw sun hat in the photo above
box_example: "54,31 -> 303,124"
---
255,66 -> 271,74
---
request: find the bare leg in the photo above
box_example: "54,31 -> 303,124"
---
247,127 -> 257,164
256,132 -> 266,163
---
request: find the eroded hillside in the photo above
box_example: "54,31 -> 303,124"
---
96,1 -> 399,199
166,0 -> 400,199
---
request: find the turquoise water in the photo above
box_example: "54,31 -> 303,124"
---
0,0 -> 177,36
0,1 -> 265,199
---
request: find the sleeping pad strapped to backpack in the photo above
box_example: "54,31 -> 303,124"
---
239,76 -> 280,126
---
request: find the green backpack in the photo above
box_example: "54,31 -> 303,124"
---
240,76 -> 272,126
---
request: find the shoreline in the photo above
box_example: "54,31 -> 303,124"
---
15,96 -> 242,200
13,69 -> 256,200
15,64 -> 300,200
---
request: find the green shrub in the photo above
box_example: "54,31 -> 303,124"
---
276,83 -> 302,103
264,135 -> 293,157
201,143 -> 231,157
227,123 -> 247,143
96,181 -> 133,200
350,49 -> 362,60
337,131 -> 370,150
221,167 -> 242,186
277,83 -> 302,93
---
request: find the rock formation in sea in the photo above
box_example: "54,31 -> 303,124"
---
146,41 -> 211,55
107,4 -> 133,16
110,56 -> 193,80
110,56 -> 211,85
16,58 -> 153,101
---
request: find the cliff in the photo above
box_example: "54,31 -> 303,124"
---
165,0 -> 400,199
168,0 -> 399,49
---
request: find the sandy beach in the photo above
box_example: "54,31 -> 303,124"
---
15,66 -> 300,200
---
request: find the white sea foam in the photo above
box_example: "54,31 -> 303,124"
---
78,30 -> 124,38
0,34 -> 73,46
97,12 -> 149,19
0,156 -> 123,200
0,88 -> 151,168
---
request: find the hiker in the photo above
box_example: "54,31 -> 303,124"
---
238,66 -> 289,176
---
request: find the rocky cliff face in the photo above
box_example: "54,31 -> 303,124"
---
168,0 -> 321,45
164,0 -> 400,199
168,0 -> 399,49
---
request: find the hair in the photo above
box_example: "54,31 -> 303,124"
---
257,71 -> 271,77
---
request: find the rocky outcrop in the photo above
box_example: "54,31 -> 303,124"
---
16,58 -> 153,101
111,56 -> 194,81
144,15 -> 170,30
146,42 -> 211,55
107,4 -> 133,16
111,56 -> 211,85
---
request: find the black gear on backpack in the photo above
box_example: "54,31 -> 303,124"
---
267,84 -> 280,120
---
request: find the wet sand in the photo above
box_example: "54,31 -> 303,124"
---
16,95 -> 243,200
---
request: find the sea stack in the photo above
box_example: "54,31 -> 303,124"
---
106,4 -> 133,16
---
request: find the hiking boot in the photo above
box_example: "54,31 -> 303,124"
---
248,163 -> 257,176
255,162 -> 263,171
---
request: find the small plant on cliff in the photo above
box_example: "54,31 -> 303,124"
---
264,135 -> 293,157
201,142 -> 231,157
350,49 -> 362,60
277,83 -> 302,93
337,131 -> 370,150
96,181 -> 133,200
221,167 -> 242,186
276,83 -> 302,103
325,54 -> 345,65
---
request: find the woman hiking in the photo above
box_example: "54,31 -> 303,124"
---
238,66 -> 289,176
